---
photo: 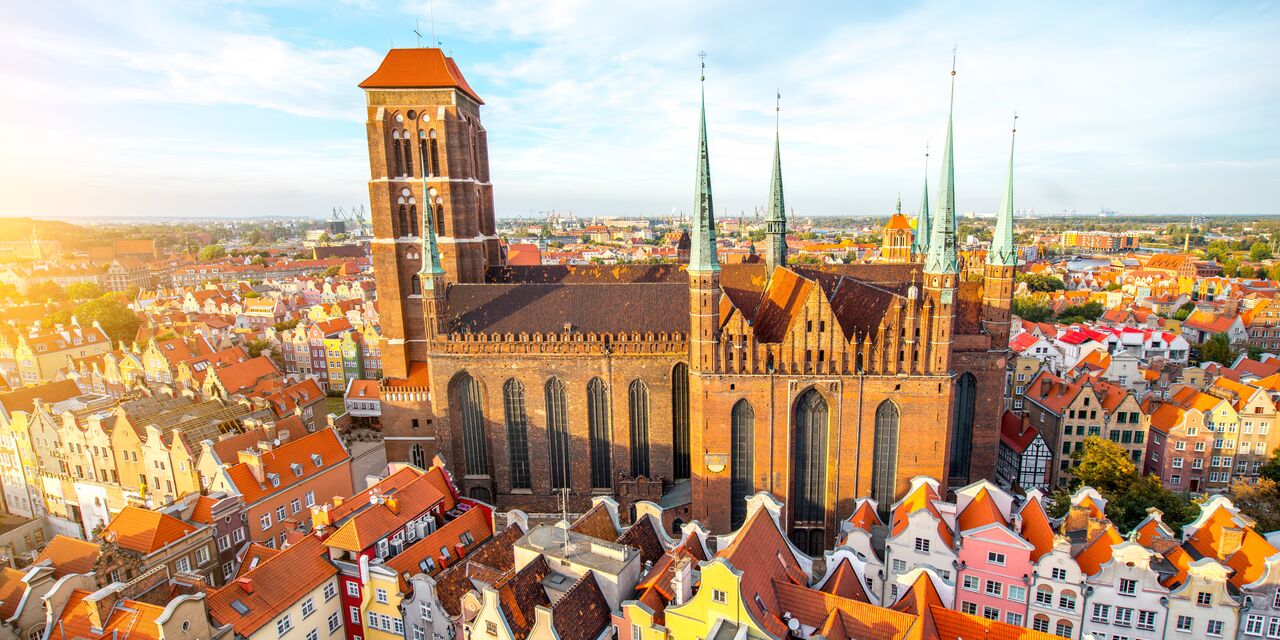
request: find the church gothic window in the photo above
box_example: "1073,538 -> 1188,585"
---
545,378 -> 570,489
792,389 -> 828,555
949,373 -> 977,483
408,203 -> 418,237
453,373 -> 488,477
628,380 -> 650,477
409,444 -> 425,469
672,363 -> 690,481
587,378 -> 612,489
503,380 -> 531,490
435,204 -> 446,237
428,129 -> 440,178
409,274 -> 421,296
730,399 -> 754,529
391,129 -> 406,178
872,400 -> 901,516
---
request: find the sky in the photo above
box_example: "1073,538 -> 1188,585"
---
1,1 -> 1278,220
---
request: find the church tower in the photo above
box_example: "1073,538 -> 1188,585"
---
882,197 -> 914,263
765,95 -> 787,275
688,59 -> 721,374
360,48 -> 502,376
983,116 -> 1019,348
923,59 -> 961,375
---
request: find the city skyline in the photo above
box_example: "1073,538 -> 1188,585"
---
1,1 -> 1277,219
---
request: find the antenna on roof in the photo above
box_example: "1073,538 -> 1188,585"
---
414,19 -> 423,48
429,0 -> 439,46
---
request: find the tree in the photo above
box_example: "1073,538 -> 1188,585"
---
1056,301 -> 1105,324
73,295 -> 140,345
1172,301 -> 1195,321
1104,283 -> 1122,292
319,265 -> 341,278
272,319 -> 300,332
1206,240 -> 1232,263
1268,263 -> 1280,282
1104,473 -> 1199,534
25,281 -> 64,301
1070,436 -> 1136,495
1251,241 -> 1272,262
1229,479 -> 1280,534
199,244 -> 227,261
1240,265 -> 1257,279
1198,333 -> 1236,366
1259,448 -> 1280,483
65,282 -> 103,301
1012,296 -> 1052,322
244,338 -> 273,358
1223,258 -> 1240,278
1016,273 -> 1066,292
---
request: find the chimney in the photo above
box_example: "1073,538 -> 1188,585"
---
238,449 -> 265,483
237,577 -> 254,594
1221,527 -> 1245,559
312,503 -> 332,529
1019,415 -> 1031,436
385,497 -> 399,514
671,556 -> 693,606
83,584 -> 124,633
333,496 -> 345,509
1086,517 -> 1107,542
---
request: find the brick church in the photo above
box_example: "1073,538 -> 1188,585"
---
360,48 -> 1019,554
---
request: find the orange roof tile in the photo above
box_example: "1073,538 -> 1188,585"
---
885,213 -> 913,231
100,506 -> 197,555
0,567 -> 28,620
359,48 -> 483,104
222,427 -> 349,505
1018,499 -> 1056,562
773,580 -> 915,639
957,487 -> 1008,533
49,590 -> 165,640
208,535 -> 337,636
891,481 -> 953,548
34,535 -> 101,577
385,506 -> 493,578
719,508 -> 809,637
235,543 -> 281,579
930,603 -> 1060,640
845,499 -> 883,534
1073,525 -> 1123,576
816,559 -> 870,602
324,467 -> 454,553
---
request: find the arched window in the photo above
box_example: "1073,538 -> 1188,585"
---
671,363 -> 690,481
429,129 -> 440,178
1054,620 -> 1072,638
397,200 -> 408,238
949,372 -> 977,483
435,204 -> 446,237
503,380 -> 531,490
418,130 -> 429,176
872,400 -> 900,516
628,380 -> 650,477
392,130 -> 405,177
408,203 -> 419,237
1031,614 -> 1050,634
730,399 -> 754,529
453,373 -> 488,477
409,443 -> 425,469
587,377 -> 611,489
792,389 -> 828,526
545,378 -> 569,489
410,274 -> 421,296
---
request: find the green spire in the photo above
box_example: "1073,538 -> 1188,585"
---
912,146 -> 931,256
766,90 -> 786,275
418,172 -> 445,282
925,52 -> 960,276
988,114 -> 1018,267
689,55 -> 720,274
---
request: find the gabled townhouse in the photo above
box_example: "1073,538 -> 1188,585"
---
401,522 -> 525,640
202,356 -> 281,400
11,324 -> 111,385
952,483 -> 1031,627
1183,309 -> 1247,345
883,477 -> 956,603
1143,399 -> 1214,492
1011,332 -> 1065,376
1080,540 -> 1168,640
0,380 -> 84,518
1023,499 -> 1085,637
42,573 -> 222,640
263,378 -> 326,433
1167,386 -> 1243,491
1164,557 -> 1240,640
92,505 -> 218,589
142,334 -> 215,385
207,534 -> 343,640
833,498 -> 887,599
0,561 -> 60,640
204,427 -> 352,548
1210,376 -> 1279,482
1021,372 -> 1108,487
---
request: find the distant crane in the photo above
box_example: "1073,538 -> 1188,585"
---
328,205 -> 369,237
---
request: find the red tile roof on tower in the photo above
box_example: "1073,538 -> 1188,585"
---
100,506 -> 197,555
359,48 -> 483,103
34,535 -> 101,577
208,535 -> 337,636
885,213 -> 913,231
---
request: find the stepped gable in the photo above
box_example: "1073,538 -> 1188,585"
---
446,283 -> 688,335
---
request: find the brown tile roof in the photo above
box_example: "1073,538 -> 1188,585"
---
494,556 -> 552,640
569,503 -> 619,542
719,508 -> 808,638
750,267 -> 815,343
222,427 -> 349,505
433,525 -> 522,618
100,506 -> 197,555
359,48 -> 483,104
1023,371 -> 1081,416
446,283 -> 689,335
34,535 -> 100,577
816,559 -> 871,602
615,515 -> 666,567
549,572 -> 612,640
234,543 -> 281,579
208,535 -> 336,636
0,379 -> 83,417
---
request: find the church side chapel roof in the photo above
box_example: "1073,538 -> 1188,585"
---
446,283 -> 689,335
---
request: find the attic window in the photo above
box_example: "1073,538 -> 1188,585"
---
312,453 -> 323,467
460,532 -> 474,546
268,473 -> 280,487
291,463 -> 303,477
419,558 -> 436,573
231,599 -> 251,615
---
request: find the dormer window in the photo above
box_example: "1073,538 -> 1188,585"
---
291,463 -> 303,477
268,473 -> 280,487
312,453 -> 323,467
